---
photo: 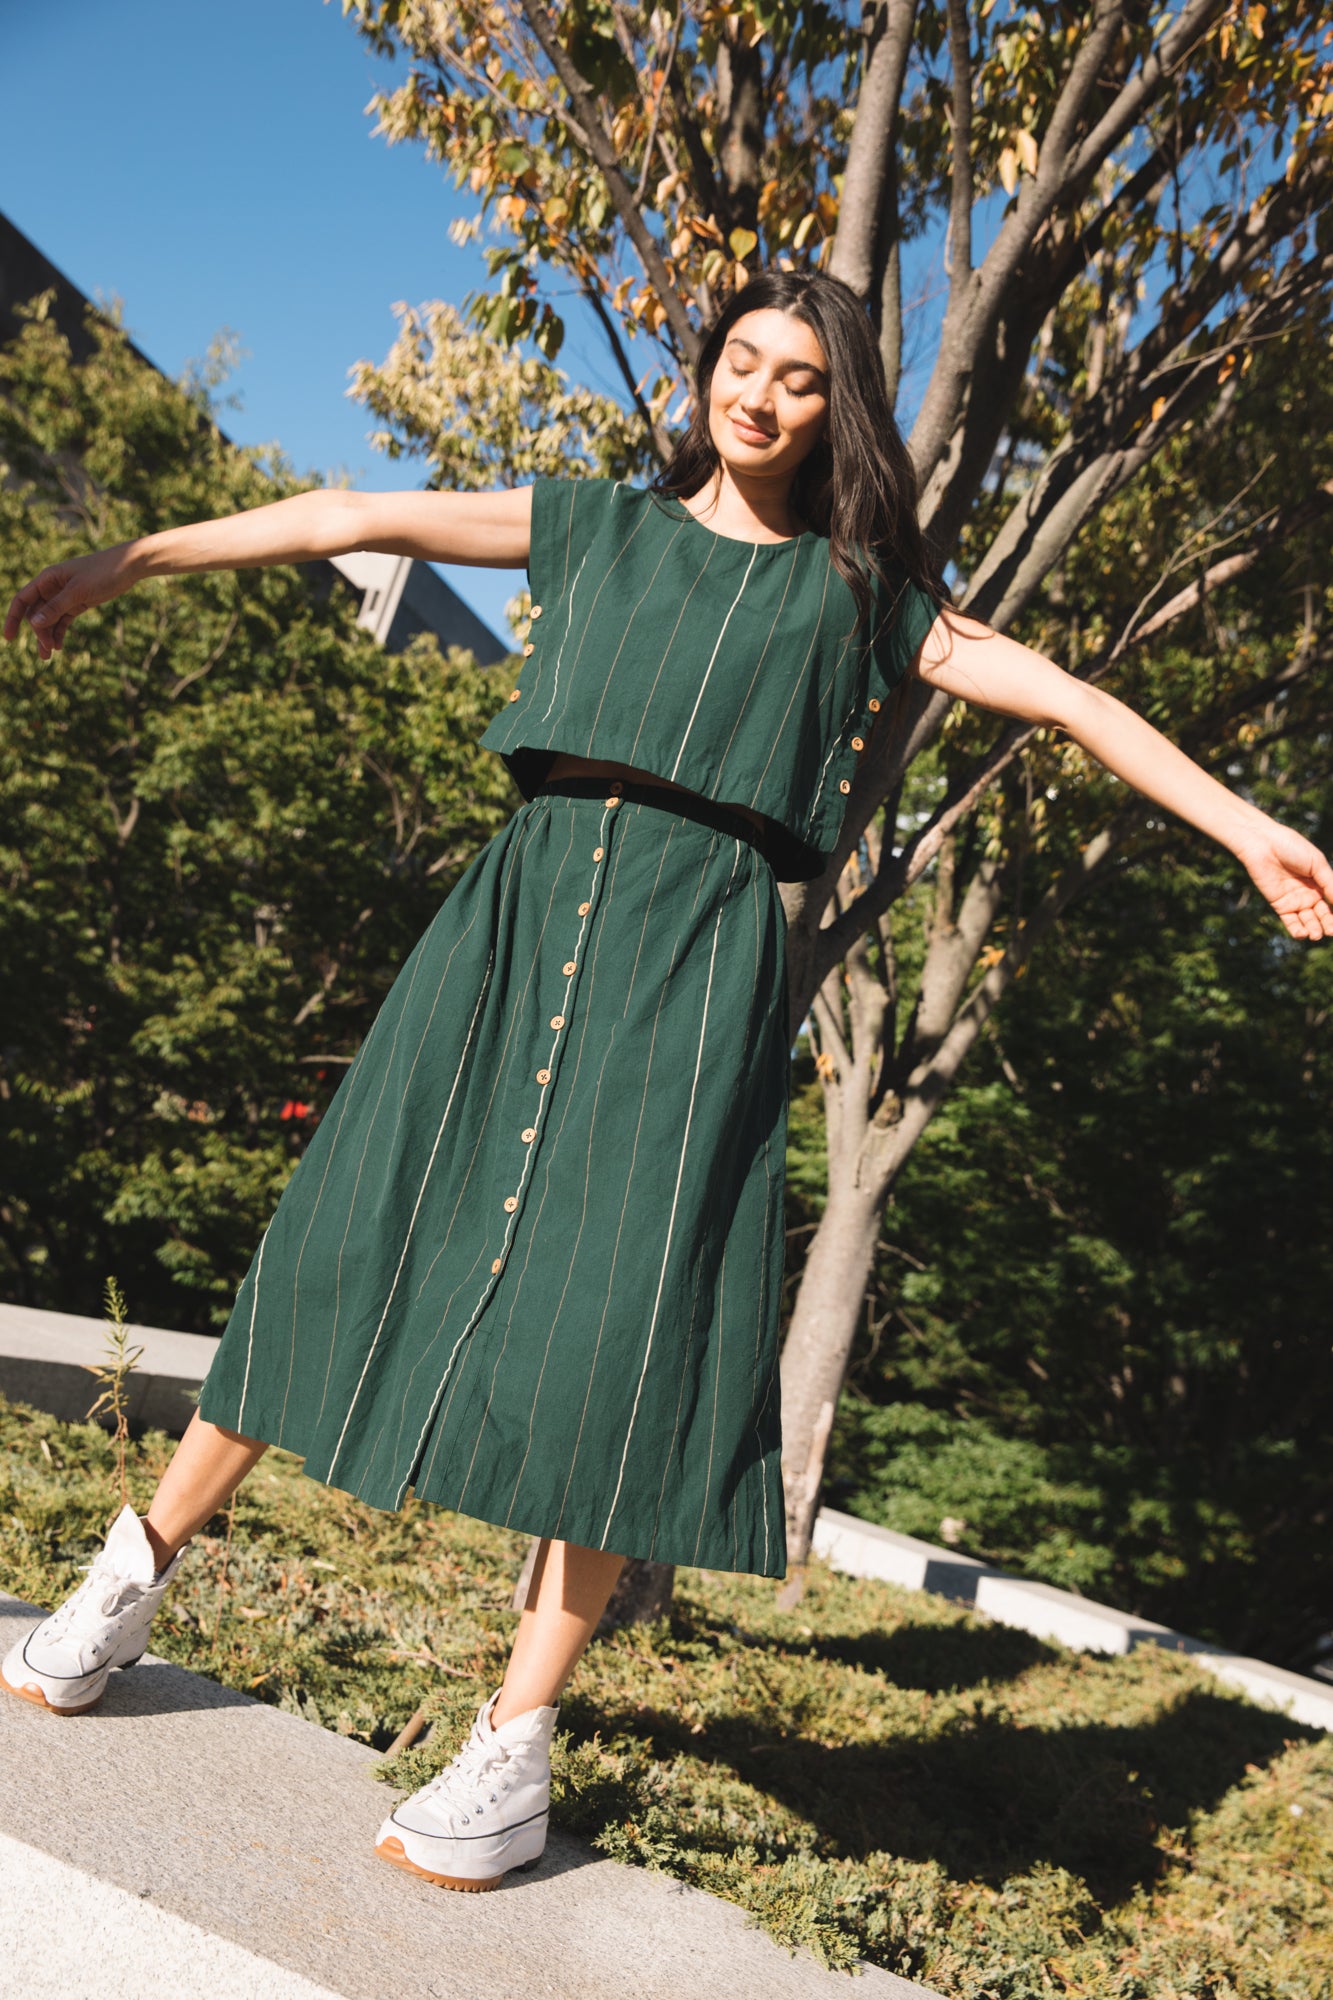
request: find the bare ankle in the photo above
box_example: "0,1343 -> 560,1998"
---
142,1518 -> 178,1572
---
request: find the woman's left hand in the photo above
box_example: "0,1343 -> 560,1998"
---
1234,819 -> 1333,941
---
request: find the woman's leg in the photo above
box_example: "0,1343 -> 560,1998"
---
142,1410 -> 269,1569
492,1536 -> 625,1725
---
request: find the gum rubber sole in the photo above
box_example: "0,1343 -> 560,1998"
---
375,1835 -> 504,1891
0,1669 -> 104,1716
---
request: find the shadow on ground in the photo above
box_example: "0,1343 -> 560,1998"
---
792,1618 -> 1059,1693
590,1631 -> 1318,1907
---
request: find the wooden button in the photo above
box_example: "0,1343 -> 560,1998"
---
851,736 -> 865,752
521,1127 -> 536,1143
530,604 -> 543,618
536,1068 -> 551,1084
508,689 -> 520,702
503,1195 -> 519,1213
491,1257 -> 503,1275
868,697 -> 882,713
550,1014 -> 566,1030
562,959 -> 577,975
523,643 -> 534,657
578,901 -> 591,916
593,846 -> 604,861
839,779 -> 851,794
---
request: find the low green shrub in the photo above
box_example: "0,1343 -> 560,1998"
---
3,1394 -> 1329,1995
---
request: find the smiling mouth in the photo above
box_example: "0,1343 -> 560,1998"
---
732,418 -> 775,442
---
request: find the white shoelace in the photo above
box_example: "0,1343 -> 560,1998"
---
419,1727 -> 517,1824
43,1559 -> 148,1646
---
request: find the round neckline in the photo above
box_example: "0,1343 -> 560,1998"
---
657,491 -> 813,549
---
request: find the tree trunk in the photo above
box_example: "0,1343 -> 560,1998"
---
598,1558 -> 676,1631
511,1542 -> 675,1628
778,1154 -> 884,1569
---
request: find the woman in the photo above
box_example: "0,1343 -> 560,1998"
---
4,273 -> 1330,1893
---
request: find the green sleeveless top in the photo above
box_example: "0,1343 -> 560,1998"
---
479,478 -> 939,881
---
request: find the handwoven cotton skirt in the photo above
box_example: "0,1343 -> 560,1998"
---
198,775 -> 790,1577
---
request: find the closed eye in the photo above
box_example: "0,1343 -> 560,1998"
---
731,366 -> 819,398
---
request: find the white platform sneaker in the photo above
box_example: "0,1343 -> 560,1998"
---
376,1688 -> 558,1891
1,1504 -> 186,1714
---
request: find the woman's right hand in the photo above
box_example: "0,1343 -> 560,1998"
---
4,545 -> 134,661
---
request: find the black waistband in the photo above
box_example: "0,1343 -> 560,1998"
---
535,773 -> 773,866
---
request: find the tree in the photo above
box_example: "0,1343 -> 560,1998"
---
815,718 -> 1333,1662
0,297 -> 517,1327
340,0 -> 1333,1576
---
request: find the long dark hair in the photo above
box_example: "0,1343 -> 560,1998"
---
653,270 -> 946,631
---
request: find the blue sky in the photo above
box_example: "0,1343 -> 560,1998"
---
0,0 -> 620,640
2,2 -> 955,641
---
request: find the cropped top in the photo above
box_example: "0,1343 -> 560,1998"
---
478,478 -> 940,882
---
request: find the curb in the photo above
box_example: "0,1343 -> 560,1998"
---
0,1593 -> 939,2000
813,1508 -> 1333,1731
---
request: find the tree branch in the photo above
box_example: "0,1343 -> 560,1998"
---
515,0 -> 701,364
967,218 -> 1333,629
805,473 -> 1333,991
578,277 -> 672,459
944,0 -> 973,312
828,0 -> 920,299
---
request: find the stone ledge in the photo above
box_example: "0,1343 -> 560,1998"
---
0,1596 -> 939,2000
0,1302 -> 219,1434
0,1832 -> 344,2000
814,1508 -> 1333,1733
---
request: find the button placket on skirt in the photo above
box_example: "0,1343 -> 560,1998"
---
392,791 -> 622,1500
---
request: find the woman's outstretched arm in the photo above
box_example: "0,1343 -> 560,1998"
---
911,607 -> 1333,944
2,485 -> 535,661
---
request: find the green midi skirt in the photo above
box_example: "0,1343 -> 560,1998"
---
198,776 -> 790,1577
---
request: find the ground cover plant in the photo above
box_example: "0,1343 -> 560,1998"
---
2,1394 -> 1329,1996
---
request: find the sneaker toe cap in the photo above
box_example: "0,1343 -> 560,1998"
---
390,1798 -> 467,1840
12,1631 -> 89,1680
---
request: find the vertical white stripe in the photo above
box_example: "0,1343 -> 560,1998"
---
599,844 -> 742,1546
539,549 -> 589,724
326,953 -> 494,1480
404,799 -> 618,1504
235,1229 -> 268,1434
668,546 -> 758,780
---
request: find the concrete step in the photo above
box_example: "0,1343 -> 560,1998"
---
0,1596 -> 939,2000
0,1301 -> 218,1434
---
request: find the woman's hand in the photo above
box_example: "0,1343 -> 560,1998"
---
1232,818 -> 1333,941
4,547 -> 135,660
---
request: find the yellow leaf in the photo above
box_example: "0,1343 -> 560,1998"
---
998,147 -> 1018,197
1218,349 -> 1239,383
1151,395 -> 1167,421
1016,128 -> 1039,177
1247,3 -> 1266,36
792,212 -> 817,250
728,227 -> 759,260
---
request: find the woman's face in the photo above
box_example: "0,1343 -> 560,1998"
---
706,307 -> 830,489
